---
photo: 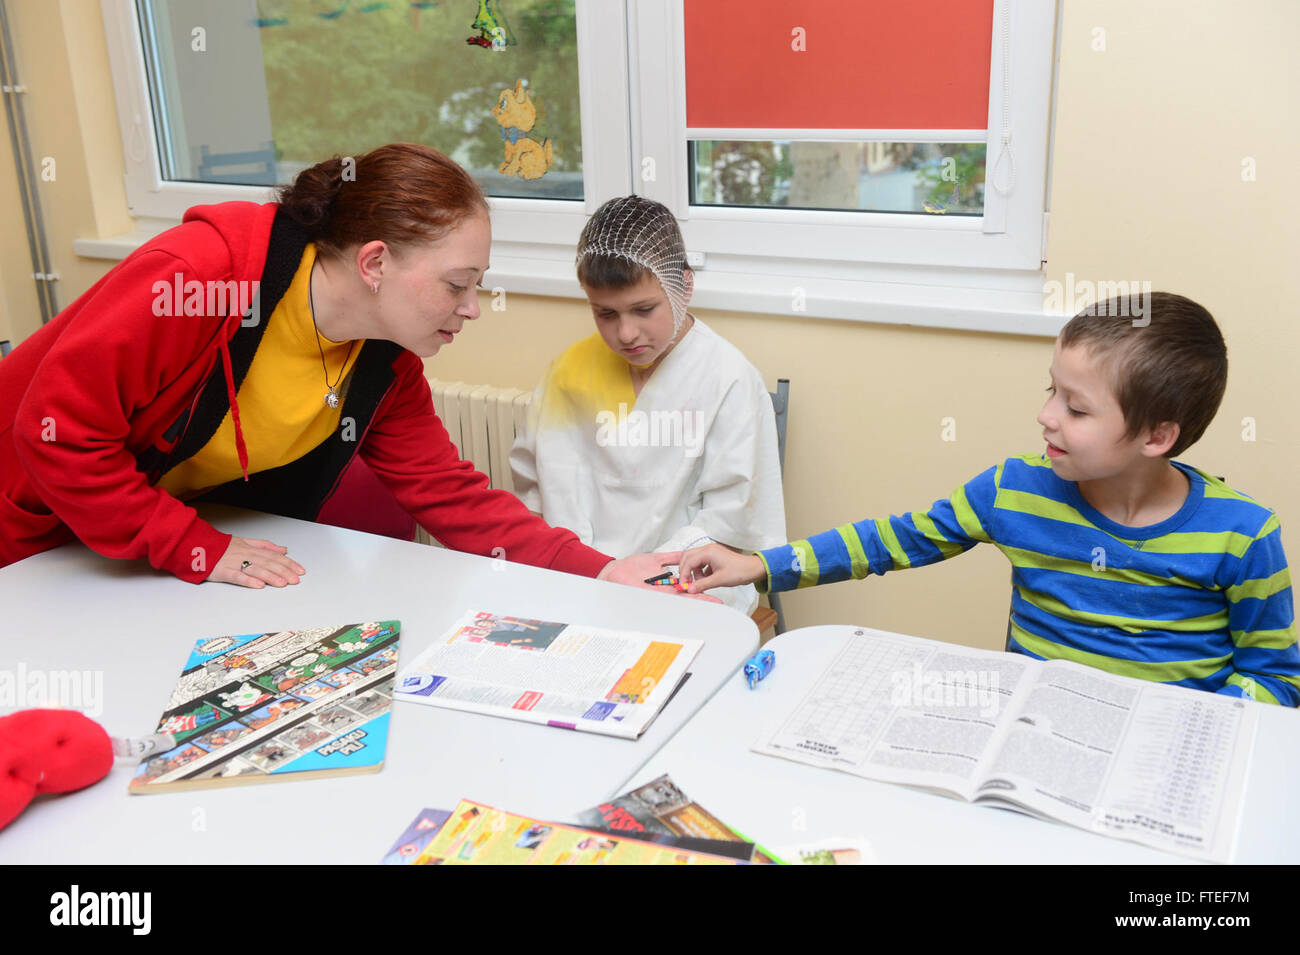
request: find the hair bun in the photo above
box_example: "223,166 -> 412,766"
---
273,143 -> 488,260
275,157 -> 347,237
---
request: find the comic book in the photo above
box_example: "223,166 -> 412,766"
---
401,799 -> 743,865
394,610 -> 701,739
129,621 -> 400,793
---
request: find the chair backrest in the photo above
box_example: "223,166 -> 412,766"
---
197,142 -> 277,186
765,379 -> 791,637
770,378 -> 790,475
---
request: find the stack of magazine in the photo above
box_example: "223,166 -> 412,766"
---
381,774 -> 867,865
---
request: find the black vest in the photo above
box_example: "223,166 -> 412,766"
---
137,209 -> 404,521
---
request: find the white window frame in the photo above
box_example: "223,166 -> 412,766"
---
89,0 -> 1061,337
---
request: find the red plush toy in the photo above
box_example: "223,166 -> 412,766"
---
0,709 -> 114,831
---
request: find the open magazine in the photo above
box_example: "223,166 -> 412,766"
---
394,610 -> 701,739
754,628 -> 1259,863
382,775 -> 869,865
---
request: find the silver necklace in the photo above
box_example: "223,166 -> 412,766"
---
308,265 -> 357,409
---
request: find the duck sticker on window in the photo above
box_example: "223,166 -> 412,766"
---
492,79 -> 553,180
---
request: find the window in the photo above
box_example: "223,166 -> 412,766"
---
135,0 -> 583,199
691,141 -> 988,216
681,0 -> 996,219
99,0 -> 629,260
96,0 -> 1058,333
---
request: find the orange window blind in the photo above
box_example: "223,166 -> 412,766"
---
684,0 -> 996,131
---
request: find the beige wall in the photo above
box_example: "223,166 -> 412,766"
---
3,0 -> 1296,650
0,0 -> 131,345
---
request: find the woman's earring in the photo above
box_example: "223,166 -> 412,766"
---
371,283 -> 379,295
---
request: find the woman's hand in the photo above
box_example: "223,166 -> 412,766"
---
677,543 -> 766,594
208,537 -> 306,588
597,552 -> 723,603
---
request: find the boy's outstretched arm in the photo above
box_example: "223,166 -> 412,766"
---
682,464 -> 1002,595
1219,514 -> 1300,706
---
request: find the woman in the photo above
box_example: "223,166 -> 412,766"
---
0,143 -> 677,592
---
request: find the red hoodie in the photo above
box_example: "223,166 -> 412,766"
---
0,201 -> 611,582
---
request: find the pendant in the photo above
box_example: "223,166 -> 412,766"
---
324,390 -> 340,409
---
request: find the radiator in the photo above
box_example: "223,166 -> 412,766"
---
420,379 -> 535,546
418,377 -> 534,546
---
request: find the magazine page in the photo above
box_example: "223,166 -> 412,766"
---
577,773 -> 775,863
394,610 -> 702,739
972,660 -> 1258,862
381,808 -> 454,865
752,629 -> 1038,800
972,661 -> 1146,825
1093,682 -> 1256,863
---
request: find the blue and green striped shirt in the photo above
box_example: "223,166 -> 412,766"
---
759,454 -> 1299,706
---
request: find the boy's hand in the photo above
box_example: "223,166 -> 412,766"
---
208,537 -> 305,588
597,552 -> 723,603
678,544 -> 766,593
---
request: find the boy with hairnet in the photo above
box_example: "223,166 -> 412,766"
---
510,196 -> 786,614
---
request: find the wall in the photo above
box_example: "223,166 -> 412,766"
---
0,0 -> 131,345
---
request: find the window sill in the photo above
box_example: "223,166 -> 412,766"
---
488,246 -> 1063,338
73,218 -> 174,261
77,228 -> 1063,339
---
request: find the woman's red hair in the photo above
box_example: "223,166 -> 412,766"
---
277,142 -> 488,259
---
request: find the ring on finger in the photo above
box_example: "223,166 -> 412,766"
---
241,560 -> 251,570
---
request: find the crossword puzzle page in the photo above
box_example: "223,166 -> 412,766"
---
761,632 -> 934,766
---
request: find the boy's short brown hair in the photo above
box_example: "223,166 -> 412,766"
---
1059,291 -> 1227,457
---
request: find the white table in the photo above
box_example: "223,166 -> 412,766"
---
617,625 -> 1300,864
0,506 -> 757,863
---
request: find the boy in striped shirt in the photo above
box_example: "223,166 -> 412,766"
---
677,293 -> 1299,705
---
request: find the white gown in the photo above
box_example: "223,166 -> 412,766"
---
510,317 -> 787,613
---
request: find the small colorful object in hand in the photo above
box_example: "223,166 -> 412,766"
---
643,572 -> 688,593
744,649 -> 775,689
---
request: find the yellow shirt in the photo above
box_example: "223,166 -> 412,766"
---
538,332 -> 636,429
158,244 -> 362,499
